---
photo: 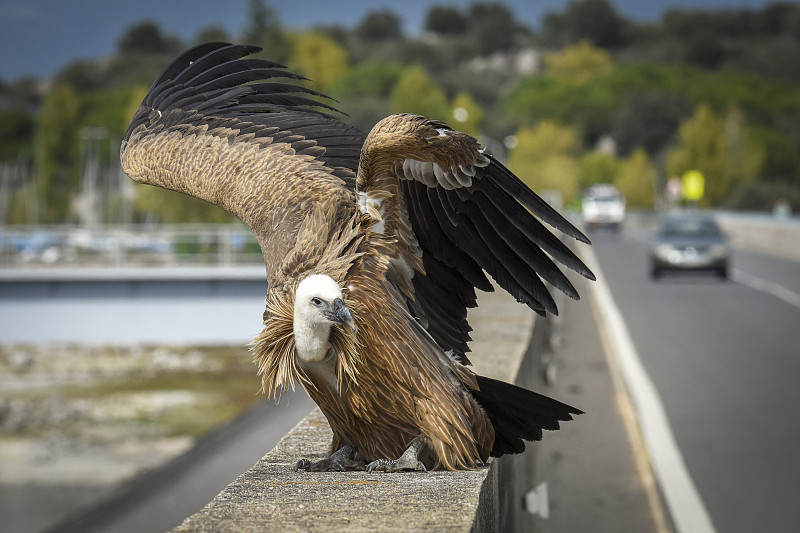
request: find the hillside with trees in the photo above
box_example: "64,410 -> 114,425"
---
2,0 -> 800,224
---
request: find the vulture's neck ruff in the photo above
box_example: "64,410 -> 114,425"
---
252,275 -> 360,398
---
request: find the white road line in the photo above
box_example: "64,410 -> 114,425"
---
732,269 -> 800,310
582,247 -> 717,533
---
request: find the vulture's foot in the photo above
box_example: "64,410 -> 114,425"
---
366,439 -> 427,473
294,445 -> 365,472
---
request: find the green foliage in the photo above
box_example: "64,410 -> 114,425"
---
35,81 -> 80,223
611,91 -> 691,157
193,26 -> 231,45
450,92 -> 483,137
425,6 -> 468,35
5,2 -> 800,224
615,148 -> 656,208
0,110 -> 34,161
57,60 -> 107,92
508,121 -> 581,202
242,0 -> 290,62
512,121 -> 579,160
667,104 -> 764,206
80,86 -> 140,136
578,151 -> 621,189
242,0 -> 281,44
117,21 -> 181,55
355,9 -> 403,42
723,107 -> 766,186
329,61 -> 404,100
134,187 -> 235,224
390,65 -> 449,121
124,86 -> 149,130
507,61 -> 800,156
504,73 -> 618,142
749,125 -> 800,184
289,32 -> 349,92
544,41 -> 614,83
542,0 -> 628,48
468,3 -> 520,55
330,61 -> 406,132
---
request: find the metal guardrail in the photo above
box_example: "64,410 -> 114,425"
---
0,224 -> 264,268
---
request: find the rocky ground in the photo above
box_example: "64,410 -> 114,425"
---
0,343 -> 263,533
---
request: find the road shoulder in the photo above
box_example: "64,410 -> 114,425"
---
531,271 -> 671,533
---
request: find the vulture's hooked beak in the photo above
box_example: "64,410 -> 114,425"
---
329,298 -> 357,333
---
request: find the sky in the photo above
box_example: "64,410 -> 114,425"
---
0,0 -> 795,80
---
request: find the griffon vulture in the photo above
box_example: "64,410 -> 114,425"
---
121,43 -> 595,472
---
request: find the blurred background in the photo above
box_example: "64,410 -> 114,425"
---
1,1 -> 799,532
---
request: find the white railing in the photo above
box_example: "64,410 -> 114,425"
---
0,224 -> 264,268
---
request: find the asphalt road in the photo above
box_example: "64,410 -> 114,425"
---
589,226 -> 800,533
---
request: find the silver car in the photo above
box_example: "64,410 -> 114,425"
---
650,213 -> 730,279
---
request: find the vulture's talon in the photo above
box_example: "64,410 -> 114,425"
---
294,445 -> 365,472
293,457 -> 346,472
366,438 -> 427,473
366,458 -> 426,473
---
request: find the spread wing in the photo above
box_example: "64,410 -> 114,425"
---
357,114 -> 595,357
121,43 -> 594,360
120,42 -> 366,282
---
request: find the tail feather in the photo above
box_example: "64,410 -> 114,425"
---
471,374 -> 582,457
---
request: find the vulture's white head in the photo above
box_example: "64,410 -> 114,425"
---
293,274 -> 356,364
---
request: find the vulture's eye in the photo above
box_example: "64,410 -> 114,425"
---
311,297 -> 324,307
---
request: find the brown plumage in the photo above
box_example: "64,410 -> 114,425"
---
121,43 -> 595,472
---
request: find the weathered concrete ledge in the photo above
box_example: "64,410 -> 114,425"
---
173,289 -> 535,532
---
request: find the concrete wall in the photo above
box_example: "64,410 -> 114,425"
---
172,288 -> 544,533
716,213 -> 800,263
169,212 -> 800,532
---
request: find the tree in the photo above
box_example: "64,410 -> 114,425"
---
542,0 -> 627,48
355,9 -> 403,43
194,26 -> 231,45
425,6 -> 468,35
134,188 -> 234,223
722,107 -> 765,188
390,65 -> 449,121
761,3 -> 800,35
615,148 -> 656,208
684,34 -> 725,69
667,104 -> 764,206
450,92 -> 483,138
329,61 -> 405,133
35,81 -> 80,222
242,0 -> 290,63
578,151 -> 620,189
117,21 -> 180,55
0,110 -> 34,161
243,0 -> 278,44
329,61 -> 404,100
124,86 -> 149,130
289,32 -> 349,92
611,92 -> 690,157
468,3 -> 519,55
504,74 -> 617,144
507,121 -> 581,203
544,41 -> 613,83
